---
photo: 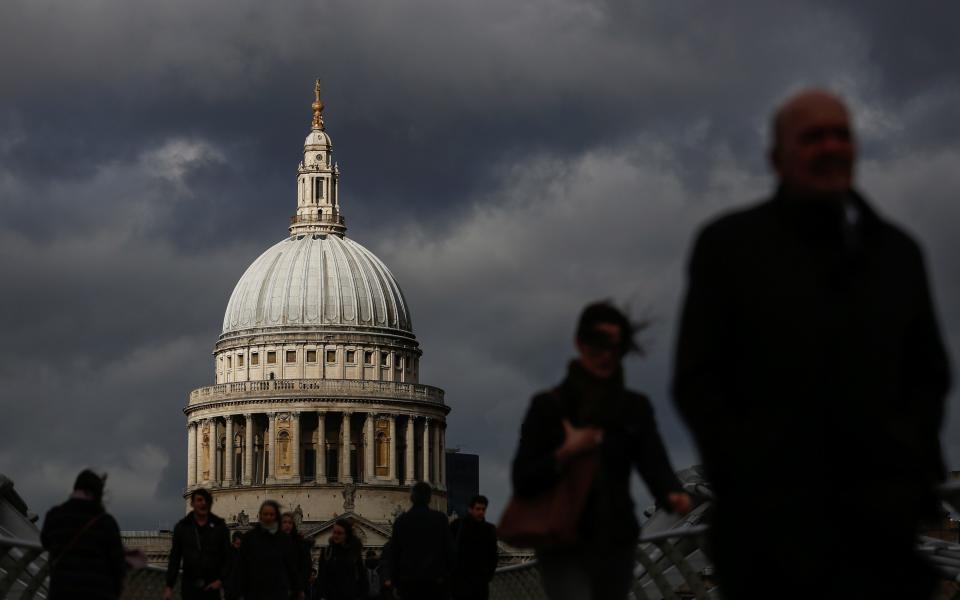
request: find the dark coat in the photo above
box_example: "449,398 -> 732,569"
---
511,361 -> 684,546
238,525 -> 302,599
449,517 -> 498,599
164,512 -> 231,592
387,504 -> 455,589
318,540 -> 366,600
673,189 -> 950,504
40,497 -> 126,600
295,535 -> 315,596
672,188 -> 951,595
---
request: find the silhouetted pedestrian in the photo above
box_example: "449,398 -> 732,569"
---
237,500 -> 303,600
40,470 -> 126,600
384,482 -> 455,600
673,89 -> 951,599
164,488 -> 231,600
449,495 -> 498,600
224,531 -> 244,600
511,302 -> 691,600
282,511 -> 315,597
317,518 -> 367,600
363,549 -> 382,598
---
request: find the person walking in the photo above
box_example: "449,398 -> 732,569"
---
40,470 -> 126,600
224,531 -> 244,600
448,495 -> 498,600
164,488 -> 231,600
282,511 -> 316,598
511,302 -> 692,600
237,500 -> 303,600
316,518 -> 367,600
672,89 -> 951,599
384,482 -> 455,600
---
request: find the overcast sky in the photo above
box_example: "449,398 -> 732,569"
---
2,0 -> 958,529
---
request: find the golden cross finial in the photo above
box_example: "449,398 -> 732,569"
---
311,79 -> 325,130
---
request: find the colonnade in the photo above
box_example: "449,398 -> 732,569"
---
186,410 -> 445,490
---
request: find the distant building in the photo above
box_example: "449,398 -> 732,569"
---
180,81 -> 450,551
445,449 -> 479,517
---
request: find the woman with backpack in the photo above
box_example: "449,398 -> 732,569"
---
317,518 -> 367,600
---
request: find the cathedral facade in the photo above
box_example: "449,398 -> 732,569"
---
182,82 -> 449,546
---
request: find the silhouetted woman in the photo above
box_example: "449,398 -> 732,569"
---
238,500 -> 302,600
281,511 -> 315,597
511,302 -> 692,600
317,518 -> 367,600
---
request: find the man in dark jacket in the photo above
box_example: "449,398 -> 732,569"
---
673,89 -> 951,599
41,470 -> 126,600
512,303 -> 691,600
385,482 -> 455,600
164,488 -> 231,600
449,495 -> 498,600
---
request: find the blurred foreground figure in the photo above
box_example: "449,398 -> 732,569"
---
40,470 -> 126,600
673,89 -> 951,599
512,302 -> 691,600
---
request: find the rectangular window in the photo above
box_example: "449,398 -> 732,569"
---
364,351 -> 373,365
326,350 -> 337,363
251,352 -> 260,366
286,350 -> 297,363
380,352 -> 389,367
227,356 -> 232,368
267,351 -> 277,364
306,350 -> 317,363
237,354 -> 244,367
346,350 -> 356,363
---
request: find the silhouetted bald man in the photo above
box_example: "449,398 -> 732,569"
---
673,90 -> 951,599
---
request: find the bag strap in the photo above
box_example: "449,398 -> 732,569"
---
51,513 -> 104,569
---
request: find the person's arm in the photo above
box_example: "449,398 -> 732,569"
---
902,244 -> 951,485
511,394 -> 566,498
631,399 -> 685,506
442,515 -> 456,582
165,523 -> 182,589
672,224 -> 736,451
484,523 -> 499,581
102,515 -> 127,598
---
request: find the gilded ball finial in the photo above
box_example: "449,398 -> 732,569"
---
311,79 -> 325,130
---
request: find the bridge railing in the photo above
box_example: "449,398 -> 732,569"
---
0,534 -> 180,600
490,524 -> 715,600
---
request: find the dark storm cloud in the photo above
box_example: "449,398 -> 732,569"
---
1,0 -> 958,526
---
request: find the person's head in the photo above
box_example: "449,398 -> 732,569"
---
281,512 -> 297,535
231,531 -> 243,549
190,488 -> 213,517
411,481 -> 432,507
770,89 -> 856,198
575,302 -> 642,379
73,469 -> 106,504
468,495 -> 489,522
258,500 -> 281,527
331,518 -> 353,546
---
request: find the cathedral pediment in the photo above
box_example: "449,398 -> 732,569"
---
302,511 -> 393,548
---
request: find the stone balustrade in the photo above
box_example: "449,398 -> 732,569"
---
188,378 -> 445,406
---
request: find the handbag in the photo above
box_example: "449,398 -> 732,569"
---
497,390 -> 601,549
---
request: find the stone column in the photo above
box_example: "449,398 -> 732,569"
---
422,417 -> 431,483
208,418 -> 218,485
243,414 -> 254,486
196,420 -> 205,484
316,412 -> 327,484
224,416 -> 234,485
187,421 -> 197,486
291,411 -> 301,483
388,414 -> 398,484
341,411 -> 353,483
433,420 -> 442,489
405,416 -> 415,484
364,413 -> 375,483
266,413 -> 277,484
439,423 -> 446,490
